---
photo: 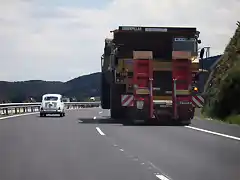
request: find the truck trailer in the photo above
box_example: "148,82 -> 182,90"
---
101,26 -> 204,125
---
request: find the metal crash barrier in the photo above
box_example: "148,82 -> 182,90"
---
0,102 -> 101,116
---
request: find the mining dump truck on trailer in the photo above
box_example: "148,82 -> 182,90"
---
101,26 -> 204,125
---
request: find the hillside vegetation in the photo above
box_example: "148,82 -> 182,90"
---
0,73 -> 100,103
203,21 -> 240,124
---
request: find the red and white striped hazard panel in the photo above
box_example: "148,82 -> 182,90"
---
121,95 -> 134,107
192,96 -> 204,108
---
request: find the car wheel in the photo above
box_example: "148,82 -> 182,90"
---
40,113 -> 46,117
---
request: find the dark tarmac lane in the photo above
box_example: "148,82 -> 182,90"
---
0,108 -> 239,180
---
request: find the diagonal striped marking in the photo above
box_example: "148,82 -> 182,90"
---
197,95 -> 204,103
123,95 -> 134,106
122,95 -> 131,105
192,96 -> 203,108
121,95 -> 128,103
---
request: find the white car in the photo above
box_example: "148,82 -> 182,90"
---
40,94 -> 65,117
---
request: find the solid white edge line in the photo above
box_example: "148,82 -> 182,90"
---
0,112 -> 38,120
185,126 -> 240,141
96,127 -> 105,136
156,174 -> 170,180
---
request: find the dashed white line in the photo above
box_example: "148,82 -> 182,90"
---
185,126 -> 240,141
148,161 -> 162,172
119,149 -> 124,152
156,174 -> 170,180
96,127 -> 105,136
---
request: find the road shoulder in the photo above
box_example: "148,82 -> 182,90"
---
191,116 -> 240,138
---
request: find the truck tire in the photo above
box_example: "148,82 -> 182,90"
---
101,73 -> 111,109
110,107 -> 121,119
181,120 -> 191,126
110,84 -> 125,119
178,117 -> 191,126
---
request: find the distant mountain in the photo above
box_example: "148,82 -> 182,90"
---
0,72 -> 101,103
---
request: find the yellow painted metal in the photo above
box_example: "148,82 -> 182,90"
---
153,96 -> 172,100
117,58 -> 201,72
176,90 -> 190,95
136,88 -> 150,95
115,58 -> 201,85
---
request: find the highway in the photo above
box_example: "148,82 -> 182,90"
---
0,108 -> 239,180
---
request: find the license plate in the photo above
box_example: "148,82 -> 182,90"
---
179,101 -> 192,105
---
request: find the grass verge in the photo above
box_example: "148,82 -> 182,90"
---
224,115 -> 240,125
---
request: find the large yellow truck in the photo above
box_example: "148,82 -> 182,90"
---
101,26 -> 204,125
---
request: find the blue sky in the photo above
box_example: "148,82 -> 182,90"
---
0,0 -> 239,81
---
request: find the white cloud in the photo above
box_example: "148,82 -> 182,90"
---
0,0 -> 239,81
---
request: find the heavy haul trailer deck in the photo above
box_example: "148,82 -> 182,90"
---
101,26 -> 204,125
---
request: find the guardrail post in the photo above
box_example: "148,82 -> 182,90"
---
15,108 -> 17,114
5,108 -> 9,116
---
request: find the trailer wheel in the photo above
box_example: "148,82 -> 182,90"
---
110,107 -> 123,119
179,118 -> 191,126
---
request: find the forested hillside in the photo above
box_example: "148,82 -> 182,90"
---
0,72 -> 100,103
203,21 -> 240,124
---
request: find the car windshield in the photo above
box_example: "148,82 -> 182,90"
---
172,37 -> 197,55
44,96 -> 58,101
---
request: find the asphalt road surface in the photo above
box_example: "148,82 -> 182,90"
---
0,108 -> 239,180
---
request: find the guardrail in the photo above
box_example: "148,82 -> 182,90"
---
0,101 -> 101,116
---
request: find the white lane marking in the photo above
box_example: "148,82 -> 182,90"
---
156,174 -> 170,180
148,161 -> 162,173
93,116 -> 96,119
96,127 -> 105,136
119,149 -> 124,151
0,112 -> 38,120
185,126 -> 240,141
